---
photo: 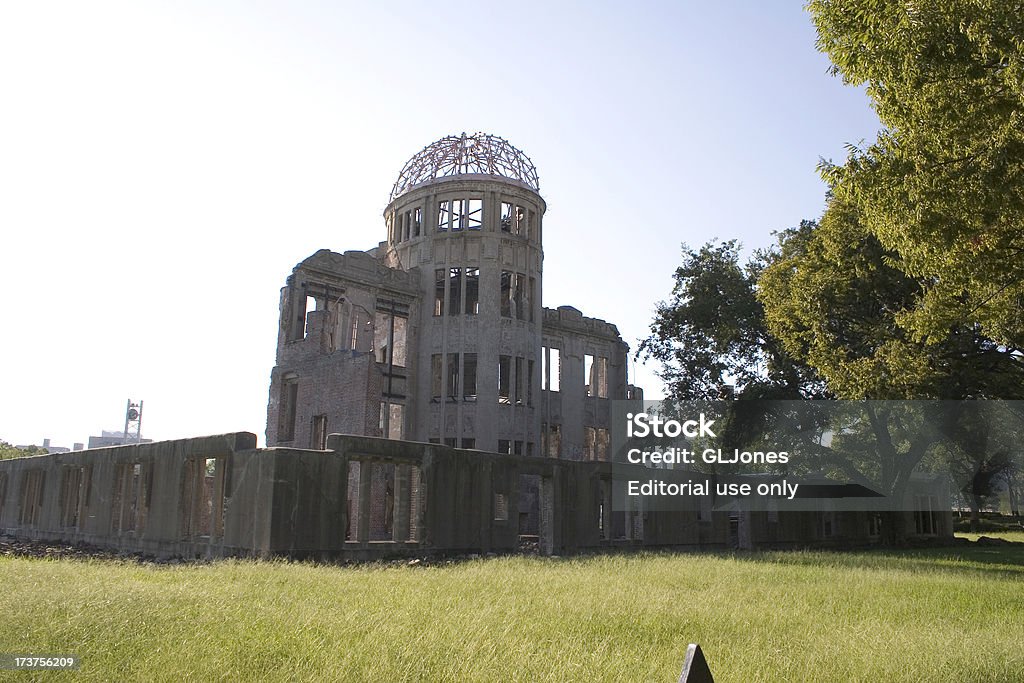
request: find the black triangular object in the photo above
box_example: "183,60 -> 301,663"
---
678,643 -> 714,683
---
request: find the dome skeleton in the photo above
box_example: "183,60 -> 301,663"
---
389,132 -> 540,203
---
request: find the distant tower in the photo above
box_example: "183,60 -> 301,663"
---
384,132 -> 545,452
123,399 -> 143,444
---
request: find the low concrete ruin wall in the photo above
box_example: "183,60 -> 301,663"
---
0,432 -> 952,560
0,433 -> 269,559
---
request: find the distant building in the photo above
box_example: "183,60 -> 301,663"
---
87,430 -> 153,449
15,438 -> 71,454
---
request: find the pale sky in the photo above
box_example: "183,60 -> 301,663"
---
0,2 -> 880,449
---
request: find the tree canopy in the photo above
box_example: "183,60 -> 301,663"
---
758,198 -> 1024,401
639,2 -> 1024,537
637,239 -> 823,403
0,441 -> 47,460
809,0 -> 1024,348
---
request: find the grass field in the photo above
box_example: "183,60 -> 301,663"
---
2,541 -> 1023,682
956,530 -> 1024,544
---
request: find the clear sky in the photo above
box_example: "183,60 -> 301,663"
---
0,1 -> 880,449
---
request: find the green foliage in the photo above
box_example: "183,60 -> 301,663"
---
637,240 -> 823,402
643,3 -> 1024,536
809,0 -> 1024,348
754,203 -> 1022,528
1,551 -> 1023,682
759,203 -> 926,399
0,440 -> 47,460
758,200 -> 1024,400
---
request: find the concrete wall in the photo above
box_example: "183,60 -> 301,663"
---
540,305 -> 638,460
0,432 -> 271,559
267,249 -> 420,448
0,433 -> 953,561
386,176 -> 545,452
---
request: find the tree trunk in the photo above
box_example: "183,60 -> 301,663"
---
882,510 -> 908,546
970,494 -> 982,533
1006,471 -> 1020,519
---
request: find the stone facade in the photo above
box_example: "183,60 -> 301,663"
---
0,433 -> 953,560
266,133 -> 641,459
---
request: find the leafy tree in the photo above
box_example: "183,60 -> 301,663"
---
759,199 -> 1024,530
0,440 -> 47,460
637,239 -> 824,403
759,198 -> 1024,402
809,0 -> 1024,348
641,206 -> 1022,539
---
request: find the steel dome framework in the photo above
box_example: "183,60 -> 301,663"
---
390,132 -> 540,202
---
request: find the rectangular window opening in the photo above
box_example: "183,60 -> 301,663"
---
19,470 -> 46,527
498,355 -> 511,404
547,424 -> 561,458
500,202 -> 513,232
527,359 -> 535,406
278,377 -> 298,442
447,352 -> 460,402
463,353 -> 478,402
407,465 -> 421,541
584,426 -> 596,460
311,415 -> 328,450
500,271 -> 513,318
514,205 -> 526,236
392,315 -> 408,367
448,267 -> 462,316
515,357 -> 524,405
350,306 -> 370,352
303,296 -> 317,338
451,199 -> 465,231
345,461 -> 360,542
59,466 -> 83,529
464,268 -> 480,315
596,428 -> 609,460
494,492 -> 509,521
465,198 -> 483,230
388,404 -> 403,440
434,269 -> 445,316
437,200 -> 450,232
550,348 -> 561,392
374,311 -> 390,364
329,298 -> 348,352
112,462 -> 149,535
513,274 -> 524,320
431,354 -> 443,401
528,277 -> 536,322
369,462 -> 396,541
288,292 -> 307,341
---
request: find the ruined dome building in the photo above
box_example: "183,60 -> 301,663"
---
0,134 -> 952,561
266,133 -> 642,456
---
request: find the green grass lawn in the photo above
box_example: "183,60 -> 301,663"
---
956,530 -> 1024,544
2,544 -> 1023,682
